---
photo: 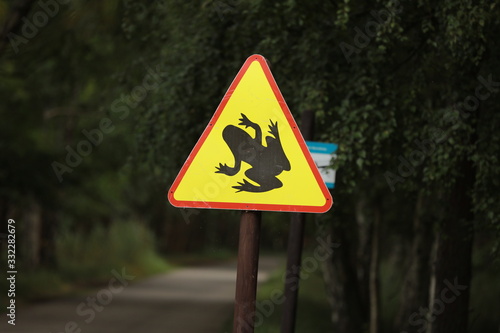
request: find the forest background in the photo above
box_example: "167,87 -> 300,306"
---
0,1 -> 499,332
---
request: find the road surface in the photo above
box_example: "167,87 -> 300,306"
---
1,256 -> 283,333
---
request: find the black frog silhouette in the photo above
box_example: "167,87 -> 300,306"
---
215,113 -> 291,193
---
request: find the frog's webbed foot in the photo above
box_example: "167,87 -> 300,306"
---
238,113 -> 255,128
268,120 -> 279,139
215,163 -> 239,176
233,179 -> 261,193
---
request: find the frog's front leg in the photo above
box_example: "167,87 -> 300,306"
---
239,113 -> 262,145
215,125 -> 248,176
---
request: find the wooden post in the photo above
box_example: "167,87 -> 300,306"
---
233,211 -> 262,333
281,110 -> 315,333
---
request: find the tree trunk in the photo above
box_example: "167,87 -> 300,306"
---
23,197 -> 42,268
321,230 -> 365,333
356,197 -> 371,310
428,158 -> 475,333
322,198 -> 368,333
395,191 -> 434,332
369,206 -> 381,333
427,235 -> 438,333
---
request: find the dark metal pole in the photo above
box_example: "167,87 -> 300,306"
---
281,213 -> 306,333
233,211 -> 262,333
281,110 -> 315,333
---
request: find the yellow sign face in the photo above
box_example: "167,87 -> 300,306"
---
168,55 -> 332,213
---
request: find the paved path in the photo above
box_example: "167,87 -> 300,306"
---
1,256 -> 283,333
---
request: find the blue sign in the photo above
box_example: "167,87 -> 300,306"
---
306,141 -> 338,189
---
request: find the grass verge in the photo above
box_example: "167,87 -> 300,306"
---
0,221 -> 172,307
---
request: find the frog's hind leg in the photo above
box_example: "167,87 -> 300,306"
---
233,169 -> 283,193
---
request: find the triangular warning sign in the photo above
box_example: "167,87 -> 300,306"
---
168,54 -> 332,213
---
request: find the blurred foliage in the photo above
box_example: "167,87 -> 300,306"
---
112,0 -> 500,253
1,0 -> 498,250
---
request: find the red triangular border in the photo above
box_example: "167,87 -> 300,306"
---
168,54 -> 332,213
